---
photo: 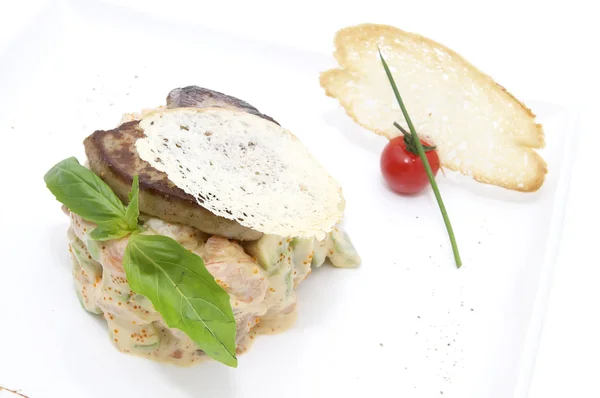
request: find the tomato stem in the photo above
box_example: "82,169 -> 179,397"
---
394,122 -> 437,153
378,48 -> 462,268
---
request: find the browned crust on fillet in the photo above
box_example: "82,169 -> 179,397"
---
84,121 -> 262,240
166,86 -> 280,126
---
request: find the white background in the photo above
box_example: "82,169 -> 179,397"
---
1,0 -> 598,397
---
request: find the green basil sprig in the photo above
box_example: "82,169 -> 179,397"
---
124,234 -> 237,367
44,157 -> 238,367
89,218 -> 132,241
44,157 -> 140,240
44,157 -> 128,223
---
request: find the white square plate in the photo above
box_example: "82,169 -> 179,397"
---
0,1 -> 578,397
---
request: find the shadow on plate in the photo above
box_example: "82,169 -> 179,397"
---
322,109 -> 387,155
43,222 -> 72,273
157,361 -> 234,397
61,319 -> 235,398
294,263 -> 362,329
439,169 -> 546,204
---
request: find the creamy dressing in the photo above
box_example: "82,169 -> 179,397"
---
68,214 -> 306,366
67,211 -> 359,366
254,306 -> 298,335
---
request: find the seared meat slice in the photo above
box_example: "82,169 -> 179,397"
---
84,121 -> 262,240
166,86 -> 279,125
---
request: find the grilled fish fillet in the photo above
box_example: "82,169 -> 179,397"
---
84,121 -> 262,240
166,86 -> 279,125
84,86 -> 283,240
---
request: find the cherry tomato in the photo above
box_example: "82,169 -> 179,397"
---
380,136 -> 440,194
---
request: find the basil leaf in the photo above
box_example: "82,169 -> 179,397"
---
90,219 -> 132,241
44,157 -> 127,223
124,175 -> 140,230
123,234 -> 238,367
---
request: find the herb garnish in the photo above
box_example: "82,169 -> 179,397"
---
378,48 -> 462,267
44,157 -> 128,224
124,234 -> 237,367
44,158 -> 238,366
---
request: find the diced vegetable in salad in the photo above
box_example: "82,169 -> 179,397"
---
67,212 -> 359,365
